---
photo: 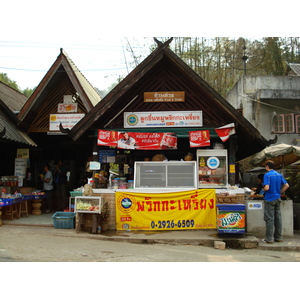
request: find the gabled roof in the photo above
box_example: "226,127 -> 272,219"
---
285,63 -> 300,76
0,81 -> 28,112
0,98 -> 37,146
18,49 -> 101,132
67,38 -> 268,160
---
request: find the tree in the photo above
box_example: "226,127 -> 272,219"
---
0,72 -> 35,97
0,73 -> 20,91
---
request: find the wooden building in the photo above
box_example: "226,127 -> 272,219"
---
63,38 -> 269,185
16,49 -> 102,190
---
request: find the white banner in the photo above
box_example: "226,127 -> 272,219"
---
124,111 -> 203,128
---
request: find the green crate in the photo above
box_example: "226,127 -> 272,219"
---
70,191 -> 82,197
52,212 -> 75,229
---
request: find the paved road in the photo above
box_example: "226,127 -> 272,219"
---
1,226 -> 300,262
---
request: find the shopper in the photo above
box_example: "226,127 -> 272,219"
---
41,164 -> 54,213
262,160 -> 289,244
53,160 -> 67,210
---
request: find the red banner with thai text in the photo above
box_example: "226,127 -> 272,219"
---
97,130 -> 177,150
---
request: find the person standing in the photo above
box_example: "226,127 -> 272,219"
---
53,160 -> 67,210
262,160 -> 289,244
41,164 -> 53,213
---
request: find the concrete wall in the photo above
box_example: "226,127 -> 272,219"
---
226,76 -> 300,146
245,199 -> 293,237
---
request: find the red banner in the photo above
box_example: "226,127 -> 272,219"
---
214,123 -> 235,142
189,130 -> 210,147
97,130 -> 118,147
97,130 -> 177,150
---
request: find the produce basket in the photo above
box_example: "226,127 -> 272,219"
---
216,195 -> 238,204
52,212 -> 75,229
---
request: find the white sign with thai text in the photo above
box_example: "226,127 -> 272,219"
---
124,111 -> 203,128
49,114 -> 85,131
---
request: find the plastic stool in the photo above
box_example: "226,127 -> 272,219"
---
19,201 -> 28,218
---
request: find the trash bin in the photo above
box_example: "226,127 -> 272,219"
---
217,204 -> 245,235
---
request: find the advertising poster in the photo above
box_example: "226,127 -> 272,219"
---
189,130 -> 210,147
116,189 -> 217,231
97,130 -> 177,150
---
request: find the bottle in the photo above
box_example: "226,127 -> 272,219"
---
200,157 -> 205,167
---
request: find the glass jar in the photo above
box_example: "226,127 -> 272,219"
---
119,177 -> 127,189
112,178 -> 120,189
13,176 -> 18,186
127,180 -> 134,189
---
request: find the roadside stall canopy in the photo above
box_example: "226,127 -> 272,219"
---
251,143 -> 300,169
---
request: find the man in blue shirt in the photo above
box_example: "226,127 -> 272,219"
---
262,160 -> 289,243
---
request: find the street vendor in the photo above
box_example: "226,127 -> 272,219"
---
251,174 -> 265,199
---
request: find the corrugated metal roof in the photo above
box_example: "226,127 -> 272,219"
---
0,110 -> 37,147
287,63 -> 300,76
62,49 -> 102,106
0,81 -> 28,112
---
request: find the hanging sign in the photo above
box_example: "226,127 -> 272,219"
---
57,103 -> 78,113
49,114 -> 85,131
144,91 -> 185,102
124,111 -> 202,128
115,189 -> 217,231
189,130 -> 210,147
97,130 -> 177,150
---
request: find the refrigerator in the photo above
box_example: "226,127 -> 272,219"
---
196,149 -> 228,189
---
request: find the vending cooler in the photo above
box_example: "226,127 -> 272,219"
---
196,149 -> 228,189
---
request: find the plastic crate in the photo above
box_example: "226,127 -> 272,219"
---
70,191 -> 82,197
52,212 -> 75,229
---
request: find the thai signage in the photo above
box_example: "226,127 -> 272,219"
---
124,111 -> 203,128
144,91 -> 185,102
49,114 -> 85,131
115,189 -> 216,231
97,130 -> 177,150
57,103 -> 78,113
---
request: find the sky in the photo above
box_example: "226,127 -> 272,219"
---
1,1 -> 297,92
0,37 -> 153,91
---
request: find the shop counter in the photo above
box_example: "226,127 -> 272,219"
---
245,199 -> 293,237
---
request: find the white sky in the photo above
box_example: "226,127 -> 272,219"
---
1,1 -> 296,91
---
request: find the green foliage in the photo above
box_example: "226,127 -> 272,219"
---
22,87 -> 35,97
0,73 -> 20,91
285,165 -> 300,202
0,72 -> 35,97
148,37 -> 300,98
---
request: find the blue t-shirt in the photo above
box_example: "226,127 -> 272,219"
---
263,170 -> 287,201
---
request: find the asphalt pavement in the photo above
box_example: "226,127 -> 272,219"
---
2,213 -> 300,251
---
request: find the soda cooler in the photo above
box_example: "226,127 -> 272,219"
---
196,149 -> 228,189
217,204 -> 245,235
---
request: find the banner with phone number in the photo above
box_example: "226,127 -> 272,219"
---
115,189 -> 216,231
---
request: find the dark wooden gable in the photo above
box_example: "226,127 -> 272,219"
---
69,38 -> 268,160
18,49 -> 101,132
